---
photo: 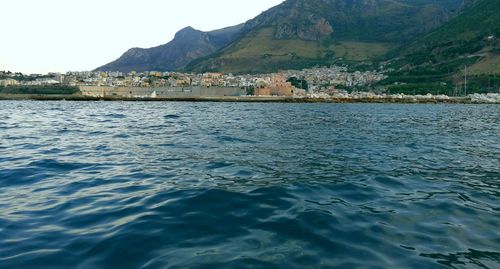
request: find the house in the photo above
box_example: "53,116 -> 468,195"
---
0,78 -> 19,87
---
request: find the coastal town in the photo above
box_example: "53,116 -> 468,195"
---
0,66 -> 385,96
1,67 -> 499,103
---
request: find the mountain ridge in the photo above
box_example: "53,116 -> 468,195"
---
95,24 -> 243,73
96,0 -> 498,76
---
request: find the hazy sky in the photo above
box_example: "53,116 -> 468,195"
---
0,0 -> 283,74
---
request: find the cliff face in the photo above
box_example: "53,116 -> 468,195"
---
233,0 -> 464,42
274,17 -> 334,41
95,24 -> 243,73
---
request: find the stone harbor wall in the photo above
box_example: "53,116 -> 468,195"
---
80,86 -> 246,98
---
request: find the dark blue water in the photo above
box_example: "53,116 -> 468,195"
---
0,101 -> 499,269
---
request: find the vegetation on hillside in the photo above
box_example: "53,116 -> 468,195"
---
287,77 -> 309,90
378,0 -> 500,94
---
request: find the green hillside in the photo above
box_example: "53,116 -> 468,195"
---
381,0 -> 500,94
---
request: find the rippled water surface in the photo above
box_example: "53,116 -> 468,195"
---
1,101 -> 499,268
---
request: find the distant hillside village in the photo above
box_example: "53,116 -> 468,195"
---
0,66 -> 386,97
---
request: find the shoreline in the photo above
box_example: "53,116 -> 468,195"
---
0,94 -> 497,104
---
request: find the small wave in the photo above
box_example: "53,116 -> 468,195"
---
217,135 -> 256,144
105,113 -> 127,119
164,114 -> 181,119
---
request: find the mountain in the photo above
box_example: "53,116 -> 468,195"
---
186,0 -> 464,73
95,24 -> 243,73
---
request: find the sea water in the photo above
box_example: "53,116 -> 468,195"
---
0,101 -> 499,268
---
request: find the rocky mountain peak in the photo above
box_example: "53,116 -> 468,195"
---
175,26 -> 203,39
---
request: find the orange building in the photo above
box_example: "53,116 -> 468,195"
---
254,74 -> 292,96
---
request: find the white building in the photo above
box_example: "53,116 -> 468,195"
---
0,79 -> 20,86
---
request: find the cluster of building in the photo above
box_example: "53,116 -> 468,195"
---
1,66 -> 386,97
65,71 -> 297,95
283,66 -> 386,94
0,71 -> 21,86
0,71 -> 64,87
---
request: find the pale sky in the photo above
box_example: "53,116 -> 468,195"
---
0,0 -> 283,74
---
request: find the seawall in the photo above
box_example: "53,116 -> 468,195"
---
79,86 -> 247,98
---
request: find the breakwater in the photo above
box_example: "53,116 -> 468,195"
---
1,93 -> 499,104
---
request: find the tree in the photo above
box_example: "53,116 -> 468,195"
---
287,77 -> 308,90
246,85 -> 255,95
